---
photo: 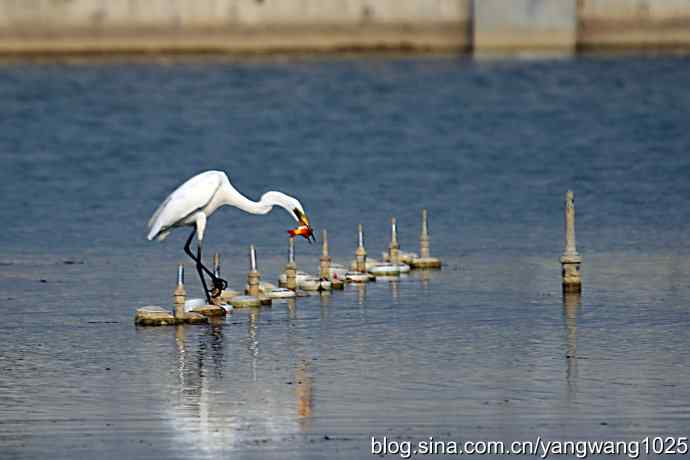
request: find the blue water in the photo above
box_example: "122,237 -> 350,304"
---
1,55 -> 689,459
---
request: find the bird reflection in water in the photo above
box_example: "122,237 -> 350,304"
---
168,307 -> 315,453
174,322 -> 226,390
563,292 -> 582,394
171,322 -> 235,455
201,319 -> 225,379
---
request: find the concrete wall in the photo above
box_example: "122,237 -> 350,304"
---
0,0 -> 471,54
0,0 -> 469,30
0,0 -> 689,55
578,0 -> 690,50
580,0 -> 690,21
474,0 -> 577,54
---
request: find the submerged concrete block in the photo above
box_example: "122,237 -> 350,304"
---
219,289 -> 241,303
190,304 -> 227,317
134,306 -> 173,326
279,270 -> 314,287
345,272 -> 371,283
409,257 -> 442,269
369,263 -> 410,277
230,295 -> 262,308
266,287 -> 296,299
382,250 -> 418,265
329,263 -> 349,282
134,306 -> 207,326
300,277 -> 331,291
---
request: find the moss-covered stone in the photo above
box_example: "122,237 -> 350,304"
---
134,306 -> 209,326
410,257 -> 442,269
191,304 -> 227,317
230,295 -> 261,308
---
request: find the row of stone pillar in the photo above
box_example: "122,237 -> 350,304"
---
172,191 -> 582,320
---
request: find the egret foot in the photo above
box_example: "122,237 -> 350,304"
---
209,276 -> 229,299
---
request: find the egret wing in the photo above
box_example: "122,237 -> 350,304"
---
147,171 -> 222,240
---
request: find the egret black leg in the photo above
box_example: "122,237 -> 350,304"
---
183,228 -> 228,302
183,228 -> 212,303
196,246 -> 212,304
183,229 -> 211,276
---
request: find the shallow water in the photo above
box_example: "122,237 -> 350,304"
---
1,55 -> 690,459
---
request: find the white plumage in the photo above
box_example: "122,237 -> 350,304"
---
147,170 -> 307,243
146,170 -> 312,302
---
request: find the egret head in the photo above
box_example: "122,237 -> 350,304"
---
261,191 -> 315,243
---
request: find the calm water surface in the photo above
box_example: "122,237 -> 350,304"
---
1,55 -> 689,459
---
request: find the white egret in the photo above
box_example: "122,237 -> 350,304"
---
147,170 -> 314,303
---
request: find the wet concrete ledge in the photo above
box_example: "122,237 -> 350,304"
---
0,23 -> 470,57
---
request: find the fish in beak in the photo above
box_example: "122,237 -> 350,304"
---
288,224 -> 314,243
290,209 -> 314,243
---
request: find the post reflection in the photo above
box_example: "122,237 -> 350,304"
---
287,298 -> 297,319
248,308 -> 260,381
389,278 -> 400,303
175,325 -> 186,387
320,292 -> 331,319
417,269 -> 431,290
295,360 -> 313,430
284,300 -> 314,430
563,292 -> 581,392
356,282 -> 367,305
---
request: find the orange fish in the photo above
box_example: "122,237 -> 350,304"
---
289,225 -> 315,243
